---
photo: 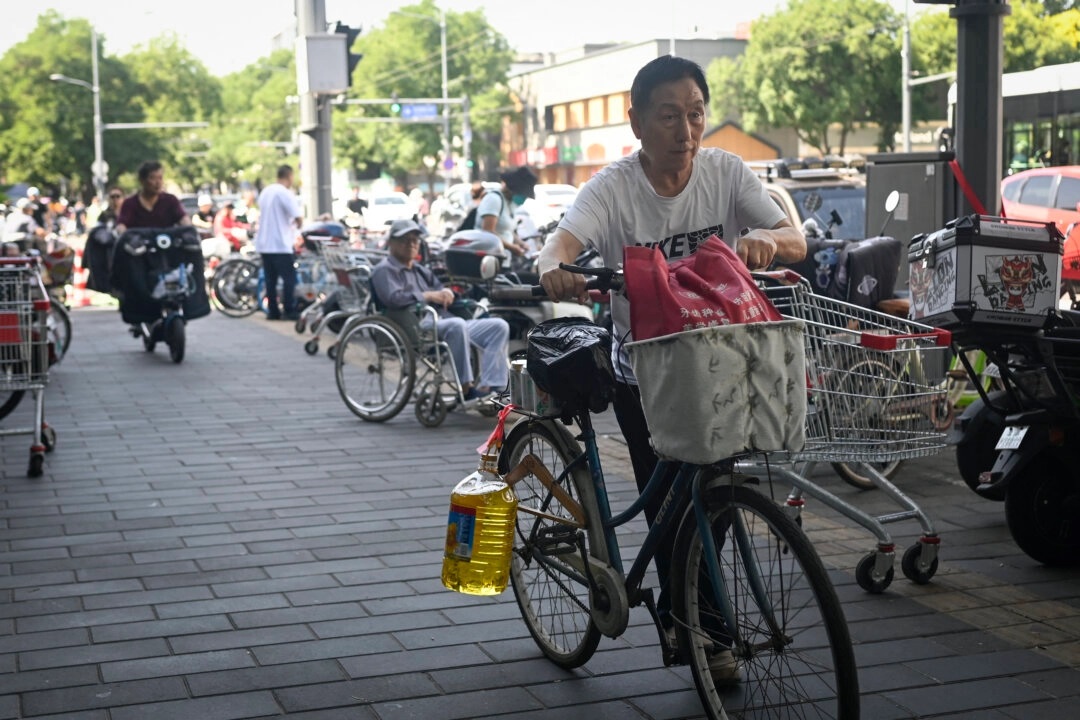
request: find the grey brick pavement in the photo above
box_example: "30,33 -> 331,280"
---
1,305 -> 1079,718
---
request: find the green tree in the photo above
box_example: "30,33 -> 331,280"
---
336,0 -> 513,188
911,0 -> 1080,79
0,12 -> 154,198
208,49 -> 299,190
708,0 -> 902,155
121,34 -> 223,189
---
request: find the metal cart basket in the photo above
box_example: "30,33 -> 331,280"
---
737,279 -> 954,592
0,256 -> 57,477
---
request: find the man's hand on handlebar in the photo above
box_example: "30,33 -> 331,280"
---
737,229 -> 779,271
540,265 -> 589,303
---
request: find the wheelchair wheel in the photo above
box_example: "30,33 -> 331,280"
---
415,383 -> 448,427
335,316 -> 415,422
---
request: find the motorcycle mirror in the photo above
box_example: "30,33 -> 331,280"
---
885,190 -> 900,214
479,254 -> 500,280
878,190 -> 901,237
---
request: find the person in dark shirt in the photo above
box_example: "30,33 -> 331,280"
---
98,187 -> 124,226
116,161 -> 190,231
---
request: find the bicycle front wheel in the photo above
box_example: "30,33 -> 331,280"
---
498,418 -> 606,669
670,484 -> 858,720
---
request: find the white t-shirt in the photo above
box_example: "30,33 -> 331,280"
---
559,147 -> 787,382
254,183 -> 301,254
477,190 -> 516,244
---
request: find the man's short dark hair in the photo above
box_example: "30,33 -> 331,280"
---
630,56 -> 710,112
137,160 -> 163,182
277,164 -> 293,180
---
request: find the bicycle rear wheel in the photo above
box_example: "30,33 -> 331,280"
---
498,418 -> 606,669
334,316 -> 414,422
212,258 -> 261,318
671,483 -> 858,720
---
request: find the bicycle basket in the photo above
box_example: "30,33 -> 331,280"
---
526,317 -> 615,415
626,320 -> 807,465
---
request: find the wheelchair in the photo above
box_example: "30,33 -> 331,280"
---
332,294 -> 499,427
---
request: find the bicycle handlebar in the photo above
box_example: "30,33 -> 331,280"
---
486,262 -> 624,301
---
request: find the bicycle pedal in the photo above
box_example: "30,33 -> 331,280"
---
534,525 -> 581,555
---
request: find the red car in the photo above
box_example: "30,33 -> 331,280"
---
1000,166 -> 1080,281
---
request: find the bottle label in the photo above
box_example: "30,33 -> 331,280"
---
445,503 -> 476,561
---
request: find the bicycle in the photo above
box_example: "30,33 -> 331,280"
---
494,264 -> 859,719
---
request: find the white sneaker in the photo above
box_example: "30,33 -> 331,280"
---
708,649 -> 742,686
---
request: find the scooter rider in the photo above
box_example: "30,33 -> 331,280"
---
116,161 -> 191,232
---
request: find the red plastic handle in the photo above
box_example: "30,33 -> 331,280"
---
860,327 -> 952,351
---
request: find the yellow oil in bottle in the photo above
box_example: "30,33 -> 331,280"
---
441,451 -> 518,595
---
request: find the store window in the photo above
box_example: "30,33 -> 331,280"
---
568,101 -> 585,129
607,93 -> 627,124
588,97 -> 606,127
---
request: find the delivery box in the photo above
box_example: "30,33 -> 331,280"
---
908,215 -> 1062,331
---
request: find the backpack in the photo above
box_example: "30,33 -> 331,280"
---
456,191 -> 504,232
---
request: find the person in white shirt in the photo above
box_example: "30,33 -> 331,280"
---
254,165 -> 302,320
537,55 -> 806,680
478,166 -> 535,265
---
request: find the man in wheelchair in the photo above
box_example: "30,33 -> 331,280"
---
372,219 -> 510,402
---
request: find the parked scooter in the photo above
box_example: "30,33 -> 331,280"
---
949,315 -> 1080,566
442,229 -> 595,354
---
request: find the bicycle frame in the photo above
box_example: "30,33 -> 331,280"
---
551,409 -> 772,641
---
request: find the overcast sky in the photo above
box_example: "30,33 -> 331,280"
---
1,1 -> 917,77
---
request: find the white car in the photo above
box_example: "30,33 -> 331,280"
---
361,192 -> 414,232
519,183 -> 579,229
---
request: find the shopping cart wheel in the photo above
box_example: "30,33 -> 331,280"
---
855,552 -> 894,593
42,426 -> 57,453
304,339 -> 319,356
327,344 -> 339,361
901,542 -> 938,585
294,317 -> 307,334
415,385 -> 447,428
28,451 -> 44,478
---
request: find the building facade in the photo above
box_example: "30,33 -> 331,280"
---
504,38 -> 751,186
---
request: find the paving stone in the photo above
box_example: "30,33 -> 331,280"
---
187,660 -> 346,697
20,677 -> 188,716
108,691 -> 281,720
882,677 -> 1053,716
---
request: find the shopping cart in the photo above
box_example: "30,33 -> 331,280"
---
302,238 -> 382,358
0,256 -> 57,477
737,276 -> 953,593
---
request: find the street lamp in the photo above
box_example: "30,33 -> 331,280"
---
392,6 -> 451,191
49,29 -> 105,201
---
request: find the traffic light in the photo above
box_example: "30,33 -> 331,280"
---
390,92 -> 401,115
333,22 -> 363,87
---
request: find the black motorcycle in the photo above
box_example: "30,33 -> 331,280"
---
950,315 -> 1080,566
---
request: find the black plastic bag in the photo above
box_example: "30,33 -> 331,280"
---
526,317 -> 615,415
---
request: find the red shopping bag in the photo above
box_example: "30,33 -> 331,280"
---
624,235 -> 781,341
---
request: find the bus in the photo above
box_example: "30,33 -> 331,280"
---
948,61 -> 1080,175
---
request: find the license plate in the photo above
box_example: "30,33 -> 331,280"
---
996,426 -> 1028,450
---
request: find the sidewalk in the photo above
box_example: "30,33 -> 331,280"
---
1,306 -> 1079,719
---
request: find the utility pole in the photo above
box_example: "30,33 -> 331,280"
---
295,0 -> 333,218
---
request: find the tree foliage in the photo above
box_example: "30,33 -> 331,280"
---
911,0 -> 1080,78
337,0 -> 514,188
707,0 -> 901,155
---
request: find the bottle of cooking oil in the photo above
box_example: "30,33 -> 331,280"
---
441,449 -> 518,595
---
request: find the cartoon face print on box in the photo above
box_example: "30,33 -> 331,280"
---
975,253 -> 1054,312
